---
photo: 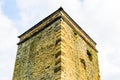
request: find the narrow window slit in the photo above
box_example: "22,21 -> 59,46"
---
80,58 -> 86,70
87,50 -> 92,61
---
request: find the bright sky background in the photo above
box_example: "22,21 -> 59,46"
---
0,0 -> 120,80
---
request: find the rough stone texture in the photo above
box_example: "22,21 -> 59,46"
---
12,8 -> 100,80
60,19 -> 100,80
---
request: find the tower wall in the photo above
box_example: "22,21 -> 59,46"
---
13,19 -> 62,80
60,19 -> 100,80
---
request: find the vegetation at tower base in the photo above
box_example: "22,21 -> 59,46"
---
12,7 -> 100,80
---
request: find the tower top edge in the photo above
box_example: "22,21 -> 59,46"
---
18,7 -> 97,47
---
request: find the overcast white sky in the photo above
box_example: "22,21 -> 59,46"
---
0,0 -> 120,80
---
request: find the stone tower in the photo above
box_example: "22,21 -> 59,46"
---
12,7 -> 100,80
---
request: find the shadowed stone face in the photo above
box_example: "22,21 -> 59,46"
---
12,8 -> 100,80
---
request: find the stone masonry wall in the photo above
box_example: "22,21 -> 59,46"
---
13,15 -> 100,80
12,19 -> 62,80
60,19 -> 100,80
